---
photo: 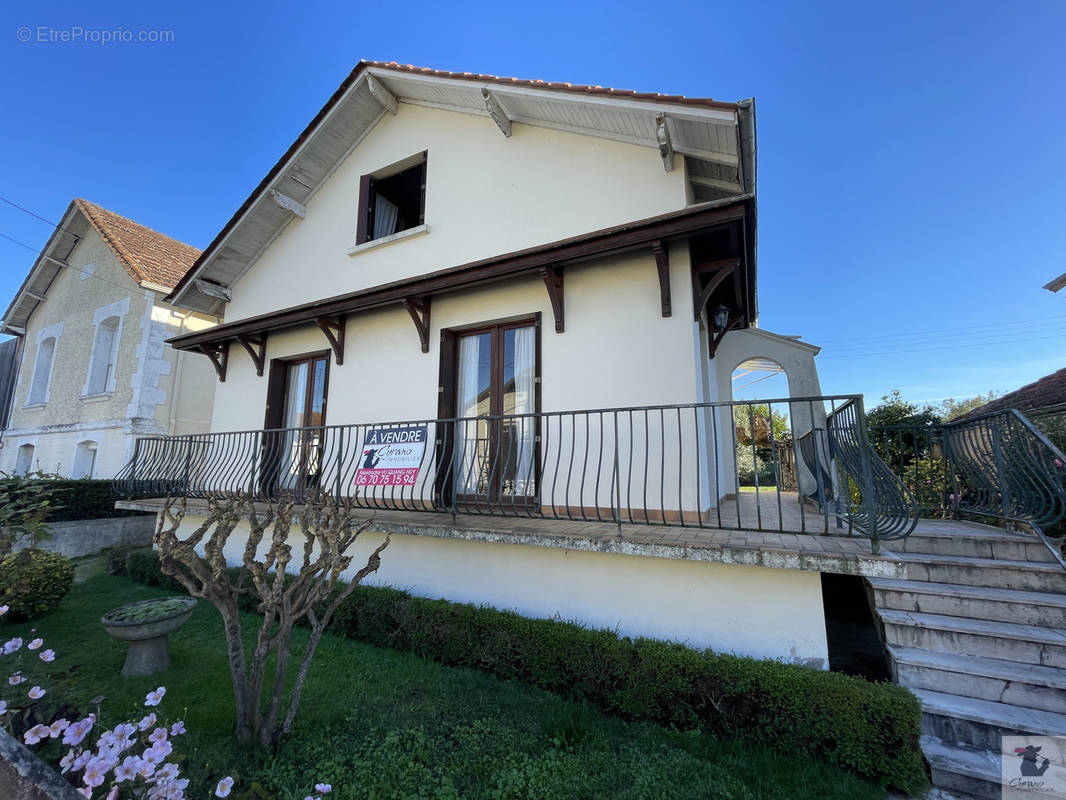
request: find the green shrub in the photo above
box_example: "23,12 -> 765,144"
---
44,479 -> 152,522
0,549 -> 75,620
119,553 -> 926,793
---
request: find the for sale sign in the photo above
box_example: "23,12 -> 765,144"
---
354,425 -> 428,487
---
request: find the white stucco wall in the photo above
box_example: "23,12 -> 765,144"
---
225,103 -> 690,322
173,513 -> 829,666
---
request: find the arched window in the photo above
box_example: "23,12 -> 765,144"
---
28,338 -> 56,405
14,444 -> 34,475
72,440 -> 98,479
86,316 -> 121,395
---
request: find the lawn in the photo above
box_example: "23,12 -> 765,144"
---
2,572 -> 887,800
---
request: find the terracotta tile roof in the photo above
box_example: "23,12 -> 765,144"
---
75,199 -> 200,291
973,367 -> 1066,415
363,61 -> 738,110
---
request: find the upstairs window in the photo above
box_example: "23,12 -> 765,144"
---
27,337 -> 55,405
355,152 -> 427,245
85,316 -> 121,395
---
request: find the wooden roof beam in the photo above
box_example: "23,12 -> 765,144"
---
194,279 -> 232,302
268,189 -> 306,219
481,89 -> 512,137
652,241 -> 671,317
656,113 -> 674,173
367,75 -> 398,115
197,341 -> 229,382
690,175 -> 743,194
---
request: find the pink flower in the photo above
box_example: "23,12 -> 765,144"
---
144,686 -> 166,706
0,700 -> 7,716
27,638 -> 43,650
155,763 -> 179,781
315,784 -> 332,794
3,637 -> 23,655
77,788 -> 91,800
148,726 -> 168,744
138,712 -> 157,731
215,776 -> 235,798
60,749 -> 77,773
63,717 -> 95,747
170,720 -> 186,736
72,749 -> 93,772
27,685 -> 45,699
114,756 -> 141,782
8,671 -> 25,685
1056,458 -> 1064,468
49,719 -> 69,737
23,724 -> 52,745
82,757 -> 107,787
0,604 -> 9,616
106,787 -> 119,800
39,649 -> 56,662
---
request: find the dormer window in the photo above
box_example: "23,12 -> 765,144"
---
355,152 -> 427,245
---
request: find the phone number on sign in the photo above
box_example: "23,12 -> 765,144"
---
355,469 -> 418,486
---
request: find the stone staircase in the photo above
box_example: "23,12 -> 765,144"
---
871,523 -> 1066,800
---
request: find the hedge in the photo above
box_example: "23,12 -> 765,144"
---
115,548 -> 927,794
43,480 -> 152,522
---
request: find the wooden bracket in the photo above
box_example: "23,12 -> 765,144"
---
401,297 -> 431,353
236,334 -> 267,376
315,316 -> 346,365
539,266 -> 565,333
196,341 -> 229,383
709,313 -> 744,359
268,189 -> 306,218
367,75 -> 399,115
692,257 -> 741,322
652,241 -> 671,317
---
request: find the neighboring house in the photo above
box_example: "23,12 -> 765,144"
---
122,61 -> 853,664
0,199 -> 220,478
966,367 -> 1066,416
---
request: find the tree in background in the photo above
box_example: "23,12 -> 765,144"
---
938,391 -> 1000,421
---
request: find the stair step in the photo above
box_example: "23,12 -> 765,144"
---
879,609 -> 1066,667
894,552 -> 1066,591
921,737 -> 1004,800
870,577 -> 1066,627
889,529 -> 1057,562
914,689 -> 1066,749
890,646 -> 1066,713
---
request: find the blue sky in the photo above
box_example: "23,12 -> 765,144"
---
1,0 -> 1063,408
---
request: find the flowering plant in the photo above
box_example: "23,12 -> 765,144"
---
2,603 -> 331,799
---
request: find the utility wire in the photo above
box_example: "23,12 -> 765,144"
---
820,331 -> 1066,359
0,229 -> 138,294
815,314 -> 1066,346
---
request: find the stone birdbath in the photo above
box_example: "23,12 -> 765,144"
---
101,596 -> 197,678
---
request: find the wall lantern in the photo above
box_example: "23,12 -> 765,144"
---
712,305 -> 731,332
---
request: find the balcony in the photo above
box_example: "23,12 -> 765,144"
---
116,395 -> 919,554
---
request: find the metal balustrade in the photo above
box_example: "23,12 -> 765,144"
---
115,395 -> 918,550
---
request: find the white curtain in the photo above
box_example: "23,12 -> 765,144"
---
511,327 -> 536,496
455,336 -> 483,494
373,195 -> 399,239
278,363 -> 307,490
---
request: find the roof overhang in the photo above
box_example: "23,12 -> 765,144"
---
167,197 -> 755,356
1044,272 -> 1066,293
167,61 -> 756,316
0,201 -> 89,336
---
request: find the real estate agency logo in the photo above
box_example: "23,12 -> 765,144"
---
1002,736 -> 1066,798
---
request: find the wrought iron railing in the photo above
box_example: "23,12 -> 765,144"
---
869,408 -> 1066,549
115,395 -> 917,550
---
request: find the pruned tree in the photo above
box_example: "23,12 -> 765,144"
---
154,492 -> 389,750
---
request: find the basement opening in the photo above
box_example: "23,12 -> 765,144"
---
820,573 -> 891,681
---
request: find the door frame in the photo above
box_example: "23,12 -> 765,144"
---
261,349 -> 331,496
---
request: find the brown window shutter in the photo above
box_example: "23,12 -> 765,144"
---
355,174 -> 372,244
263,359 -> 287,430
419,152 -> 428,226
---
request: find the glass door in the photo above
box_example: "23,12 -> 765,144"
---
277,355 -> 328,495
453,323 -> 536,507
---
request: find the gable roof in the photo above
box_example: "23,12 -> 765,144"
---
75,199 -> 201,290
970,367 -> 1066,416
167,60 -> 755,315
1,199 -> 201,336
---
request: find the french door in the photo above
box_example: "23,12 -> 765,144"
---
449,321 -> 538,508
264,353 -> 329,496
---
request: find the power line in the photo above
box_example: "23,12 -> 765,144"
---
820,331 -> 1066,359
824,320 -> 1066,353
0,229 -> 138,294
815,314 -> 1066,347
0,196 -> 65,229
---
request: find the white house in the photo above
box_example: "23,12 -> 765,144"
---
118,62 -> 897,666
0,199 -> 220,478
